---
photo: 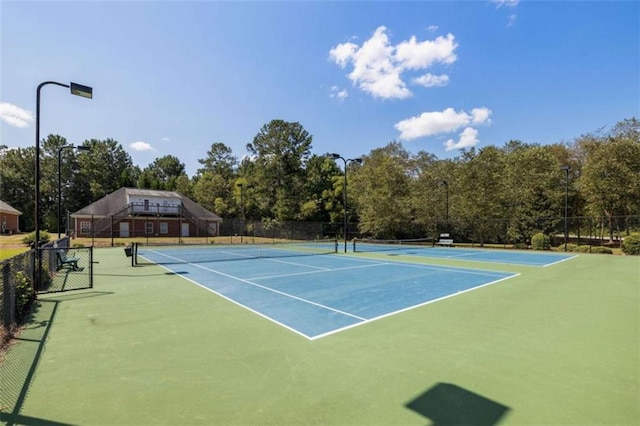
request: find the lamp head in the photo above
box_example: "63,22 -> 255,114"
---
70,82 -> 93,99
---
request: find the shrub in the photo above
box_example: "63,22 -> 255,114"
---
22,230 -> 51,246
531,232 -> 550,250
565,243 -> 579,252
622,233 -> 640,255
513,242 -> 529,250
590,246 -> 613,255
72,243 -> 85,248
15,271 -> 35,321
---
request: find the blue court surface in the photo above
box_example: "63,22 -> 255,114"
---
354,243 -> 577,267
139,246 -> 519,339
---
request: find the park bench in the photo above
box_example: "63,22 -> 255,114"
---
56,250 -> 80,271
436,238 -> 454,247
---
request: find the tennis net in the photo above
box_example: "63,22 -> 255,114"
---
353,237 -> 434,253
133,239 -> 338,266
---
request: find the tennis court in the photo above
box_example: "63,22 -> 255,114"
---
2,246 -> 638,425
137,244 -> 517,339
354,240 -> 577,267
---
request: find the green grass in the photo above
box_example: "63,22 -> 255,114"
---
1,248 -> 638,425
0,247 -> 29,260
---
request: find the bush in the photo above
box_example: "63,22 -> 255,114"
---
513,242 -> 529,250
531,232 -> 551,250
590,246 -> 613,255
622,233 -> 640,255
22,230 -> 51,246
15,271 -> 35,321
565,243 -> 579,252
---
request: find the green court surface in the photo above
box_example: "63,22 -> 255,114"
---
1,248 -> 638,425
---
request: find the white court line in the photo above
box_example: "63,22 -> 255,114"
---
542,254 -> 579,268
310,273 -> 520,340
139,256 -> 314,340
145,250 -> 367,323
143,249 -> 519,340
250,262 -> 388,281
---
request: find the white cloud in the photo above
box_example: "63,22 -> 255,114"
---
491,0 -> 519,8
329,26 -> 458,100
395,107 -> 491,140
130,141 -> 154,151
330,86 -> 349,101
444,127 -> 480,151
507,14 -> 517,27
427,25 -> 439,32
471,107 -> 492,124
0,103 -> 33,128
395,33 -> 457,69
413,73 -> 450,87
161,137 -> 170,142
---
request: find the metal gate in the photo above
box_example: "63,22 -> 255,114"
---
35,237 -> 93,294
35,246 -> 93,293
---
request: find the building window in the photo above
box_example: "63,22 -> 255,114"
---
80,221 -> 91,235
160,222 -> 168,234
144,199 -> 149,211
145,222 -> 153,235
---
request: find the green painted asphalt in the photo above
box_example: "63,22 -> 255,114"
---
1,247 -> 638,425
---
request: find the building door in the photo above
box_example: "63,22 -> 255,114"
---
181,223 -> 190,237
120,222 -> 130,238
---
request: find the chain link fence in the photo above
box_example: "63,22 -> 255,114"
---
1,237 -> 93,345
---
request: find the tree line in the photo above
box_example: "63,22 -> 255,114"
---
1,117 -> 638,244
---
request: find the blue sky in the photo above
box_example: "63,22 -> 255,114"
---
1,1 -> 638,176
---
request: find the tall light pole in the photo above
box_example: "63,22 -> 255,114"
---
58,144 -> 91,238
560,165 -> 570,252
327,153 -> 362,253
35,81 -> 92,246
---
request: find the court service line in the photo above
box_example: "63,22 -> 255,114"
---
147,250 -> 368,322
258,257 -> 331,271
250,262 -> 388,281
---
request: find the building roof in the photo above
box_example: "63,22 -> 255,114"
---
71,188 -> 221,220
0,200 -> 22,215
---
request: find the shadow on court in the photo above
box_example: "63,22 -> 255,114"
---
406,382 -> 510,425
0,292 -> 112,426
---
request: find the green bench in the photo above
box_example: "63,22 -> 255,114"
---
56,250 -> 80,271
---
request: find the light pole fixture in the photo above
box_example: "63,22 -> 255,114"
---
35,81 -> 93,247
58,144 -> 91,238
327,153 -> 362,253
560,165 -> 570,252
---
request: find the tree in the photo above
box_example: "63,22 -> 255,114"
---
502,144 -> 565,243
350,142 -> 413,239
298,155 -> 340,222
197,142 -> 238,180
192,172 -> 231,217
77,139 -> 139,200
581,130 -> 640,241
0,146 -> 35,230
137,155 -> 187,191
245,120 -> 313,221
455,147 -> 507,246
